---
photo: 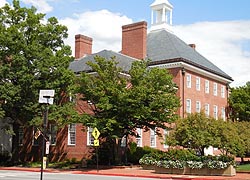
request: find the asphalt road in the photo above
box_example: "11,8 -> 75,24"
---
0,170 -> 163,180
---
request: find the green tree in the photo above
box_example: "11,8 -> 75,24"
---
229,82 -> 250,121
77,56 -> 180,152
0,0 -> 78,157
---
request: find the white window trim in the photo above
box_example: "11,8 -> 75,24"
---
205,80 -> 209,94
68,124 -> 76,145
163,129 -> 169,149
214,105 -> 218,120
136,128 -> 143,147
187,74 -> 191,88
49,124 -> 57,145
196,101 -> 201,113
221,107 -> 226,121
205,103 -> 210,117
196,77 -> 200,91
221,85 -> 225,98
150,128 -> 157,148
186,99 -> 191,113
213,83 -> 218,96
18,127 -> 24,146
87,127 -> 94,146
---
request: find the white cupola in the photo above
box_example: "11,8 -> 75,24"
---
150,0 -> 173,32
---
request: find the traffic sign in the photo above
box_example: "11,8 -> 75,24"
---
93,139 -> 99,146
92,127 -> 100,139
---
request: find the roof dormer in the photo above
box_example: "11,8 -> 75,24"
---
150,0 -> 173,32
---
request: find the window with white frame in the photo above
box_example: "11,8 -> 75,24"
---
205,103 -> 210,117
163,129 -> 169,149
186,74 -> 191,88
87,127 -> 94,146
68,124 -> 76,145
213,83 -> 217,96
221,85 -> 225,98
186,99 -> 191,113
196,101 -> 201,113
221,107 -> 226,121
48,124 -> 57,145
18,127 -> 24,146
150,128 -> 156,147
213,105 -> 218,120
205,80 -> 209,94
196,77 -> 200,91
136,128 -> 142,147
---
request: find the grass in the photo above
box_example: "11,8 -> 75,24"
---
236,164 -> 250,172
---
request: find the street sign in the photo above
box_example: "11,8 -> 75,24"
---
92,127 -> 100,140
93,139 -> 99,146
45,141 -> 50,155
39,90 -> 55,105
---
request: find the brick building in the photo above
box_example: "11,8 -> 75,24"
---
16,0 -> 233,161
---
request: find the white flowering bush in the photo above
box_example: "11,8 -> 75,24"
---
206,160 -> 229,169
186,161 -> 204,169
156,160 -> 185,169
139,156 -> 157,166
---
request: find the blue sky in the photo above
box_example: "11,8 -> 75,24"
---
1,0 -> 250,87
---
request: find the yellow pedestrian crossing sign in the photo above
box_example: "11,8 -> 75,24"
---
92,127 -> 100,140
93,139 -> 99,146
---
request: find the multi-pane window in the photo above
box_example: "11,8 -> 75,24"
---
213,105 -> 218,120
186,74 -> 191,88
68,124 -> 76,145
221,107 -> 226,121
136,128 -> 142,147
205,103 -> 210,117
163,129 -> 169,149
18,127 -> 24,146
205,80 -> 209,94
150,128 -> 156,147
186,99 -> 191,113
221,85 -> 225,98
87,127 -> 94,146
49,124 -> 57,145
196,101 -> 201,113
213,83 -> 217,96
196,77 -> 200,91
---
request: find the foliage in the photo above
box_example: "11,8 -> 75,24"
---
0,0 -> 79,131
235,121 -> 250,157
229,82 -> 250,122
77,56 -> 180,139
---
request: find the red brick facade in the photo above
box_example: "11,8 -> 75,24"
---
75,34 -> 93,59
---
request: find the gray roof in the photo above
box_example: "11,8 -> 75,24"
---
69,50 -> 138,74
147,30 -> 233,80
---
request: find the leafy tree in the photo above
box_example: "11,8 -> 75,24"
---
77,56 -> 180,142
0,0 -> 78,157
229,82 -> 250,121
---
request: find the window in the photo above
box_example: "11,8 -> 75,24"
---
221,107 -> 226,121
48,124 -> 57,145
196,101 -> 201,113
186,99 -> 191,113
150,128 -> 156,147
33,127 -> 39,146
68,124 -> 76,145
221,85 -> 225,98
87,127 -> 94,146
136,128 -> 142,147
205,103 -> 210,117
205,80 -> 209,94
18,127 -> 24,146
213,105 -> 218,120
196,77 -> 200,91
163,129 -> 169,149
213,83 -> 217,96
186,74 -> 191,88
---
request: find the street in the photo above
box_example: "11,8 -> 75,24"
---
0,170 -> 163,180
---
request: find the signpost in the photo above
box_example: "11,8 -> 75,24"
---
92,127 -> 100,172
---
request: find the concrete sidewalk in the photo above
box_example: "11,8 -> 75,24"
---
0,166 -> 250,180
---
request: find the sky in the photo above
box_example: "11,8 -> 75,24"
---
1,0 -> 250,87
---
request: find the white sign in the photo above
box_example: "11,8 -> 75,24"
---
45,141 -> 50,155
39,90 -> 55,104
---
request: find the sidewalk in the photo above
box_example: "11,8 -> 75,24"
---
0,166 -> 250,180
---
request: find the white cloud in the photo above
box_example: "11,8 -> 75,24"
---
173,21 -> 250,87
60,9 -> 132,54
0,0 -> 8,7
21,0 -> 53,13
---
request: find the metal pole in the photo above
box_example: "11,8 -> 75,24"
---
40,103 -> 48,180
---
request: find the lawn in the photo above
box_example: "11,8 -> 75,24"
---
236,164 -> 250,172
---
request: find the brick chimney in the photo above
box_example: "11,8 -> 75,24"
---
189,44 -> 196,50
121,21 -> 147,60
75,34 -> 93,59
